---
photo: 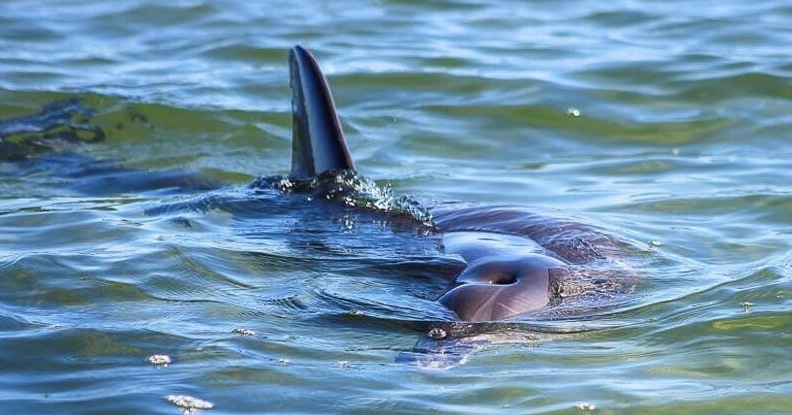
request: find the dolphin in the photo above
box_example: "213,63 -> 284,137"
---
0,45 -> 635,368
288,45 -> 631,323
0,46 -> 633,325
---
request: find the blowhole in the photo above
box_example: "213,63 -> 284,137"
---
490,273 -> 518,285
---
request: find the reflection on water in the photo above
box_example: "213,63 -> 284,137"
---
2,0 -> 792,414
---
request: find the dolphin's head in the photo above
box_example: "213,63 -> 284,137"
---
438,254 -> 566,321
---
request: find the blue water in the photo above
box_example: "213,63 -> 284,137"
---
2,1 -> 792,414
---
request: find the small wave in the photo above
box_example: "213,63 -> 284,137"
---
0,99 -> 104,160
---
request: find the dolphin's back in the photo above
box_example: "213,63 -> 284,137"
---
433,206 -> 624,265
288,45 -> 354,180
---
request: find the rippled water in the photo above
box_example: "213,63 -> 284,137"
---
2,1 -> 792,414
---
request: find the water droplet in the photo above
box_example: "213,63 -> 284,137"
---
567,107 -> 581,117
428,327 -> 447,340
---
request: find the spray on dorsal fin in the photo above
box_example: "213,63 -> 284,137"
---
288,45 -> 355,180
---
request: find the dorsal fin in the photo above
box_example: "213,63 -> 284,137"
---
288,45 -> 355,180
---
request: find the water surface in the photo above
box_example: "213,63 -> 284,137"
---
1,1 -> 791,414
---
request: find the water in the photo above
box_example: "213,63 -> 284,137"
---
2,0 -> 792,413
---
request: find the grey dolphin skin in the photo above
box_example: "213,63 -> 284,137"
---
289,46 -> 354,180
289,45 -> 627,323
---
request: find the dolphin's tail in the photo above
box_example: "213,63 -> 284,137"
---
288,45 -> 355,180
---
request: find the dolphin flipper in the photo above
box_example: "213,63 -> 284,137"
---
288,45 -> 355,180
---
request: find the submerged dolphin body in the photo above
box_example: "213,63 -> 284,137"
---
288,45 -> 630,323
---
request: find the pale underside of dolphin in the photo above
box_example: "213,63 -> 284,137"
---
289,45 -> 629,323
